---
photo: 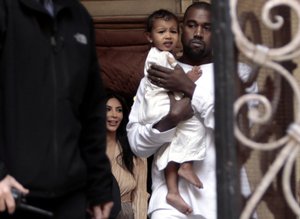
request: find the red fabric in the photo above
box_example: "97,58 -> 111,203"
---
95,29 -> 150,99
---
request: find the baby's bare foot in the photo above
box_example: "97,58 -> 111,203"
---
166,193 -> 193,215
178,165 -> 203,188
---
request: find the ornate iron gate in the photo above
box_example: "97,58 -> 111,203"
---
212,0 -> 300,218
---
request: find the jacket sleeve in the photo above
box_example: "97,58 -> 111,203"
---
0,0 -> 6,51
0,163 -> 8,181
79,17 -> 113,206
0,0 -> 8,181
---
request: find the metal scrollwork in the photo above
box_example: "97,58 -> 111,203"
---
230,0 -> 300,218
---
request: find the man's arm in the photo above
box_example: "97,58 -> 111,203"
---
148,63 -> 215,129
79,18 -> 112,209
127,80 -> 194,158
0,1 -> 30,215
147,64 -> 196,98
153,92 -> 194,132
0,0 -> 6,51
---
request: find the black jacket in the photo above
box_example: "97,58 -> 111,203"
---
0,0 -> 113,205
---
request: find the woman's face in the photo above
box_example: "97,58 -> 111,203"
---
106,97 -> 123,133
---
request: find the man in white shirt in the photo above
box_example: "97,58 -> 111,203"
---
127,2 -> 256,219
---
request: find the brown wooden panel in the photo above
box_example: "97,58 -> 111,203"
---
81,0 -> 182,17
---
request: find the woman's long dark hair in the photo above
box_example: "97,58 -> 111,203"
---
105,92 -> 136,175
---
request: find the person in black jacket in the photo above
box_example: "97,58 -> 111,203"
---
0,0 -> 113,218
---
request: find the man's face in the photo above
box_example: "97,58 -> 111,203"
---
181,7 -> 212,61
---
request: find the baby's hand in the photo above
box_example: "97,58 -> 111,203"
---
167,53 -> 177,69
187,66 -> 202,82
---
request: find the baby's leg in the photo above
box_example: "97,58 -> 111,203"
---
178,161 -> 203,188
165,162 -> 193,215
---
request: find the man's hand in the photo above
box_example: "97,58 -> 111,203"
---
148,64 -> 196,98
154,92 -> 194,132
89,201 -> 113,219
0,175 -> 29,214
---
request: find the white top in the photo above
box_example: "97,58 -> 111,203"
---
127,62 -> 257,219
139,47 -> 180,124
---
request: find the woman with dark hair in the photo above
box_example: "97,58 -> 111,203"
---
105,92 -> 148,219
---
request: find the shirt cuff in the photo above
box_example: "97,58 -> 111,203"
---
151,123 -> 176,143
0,162 -> 8,181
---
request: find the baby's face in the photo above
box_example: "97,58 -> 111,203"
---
150,18 -> 179,52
